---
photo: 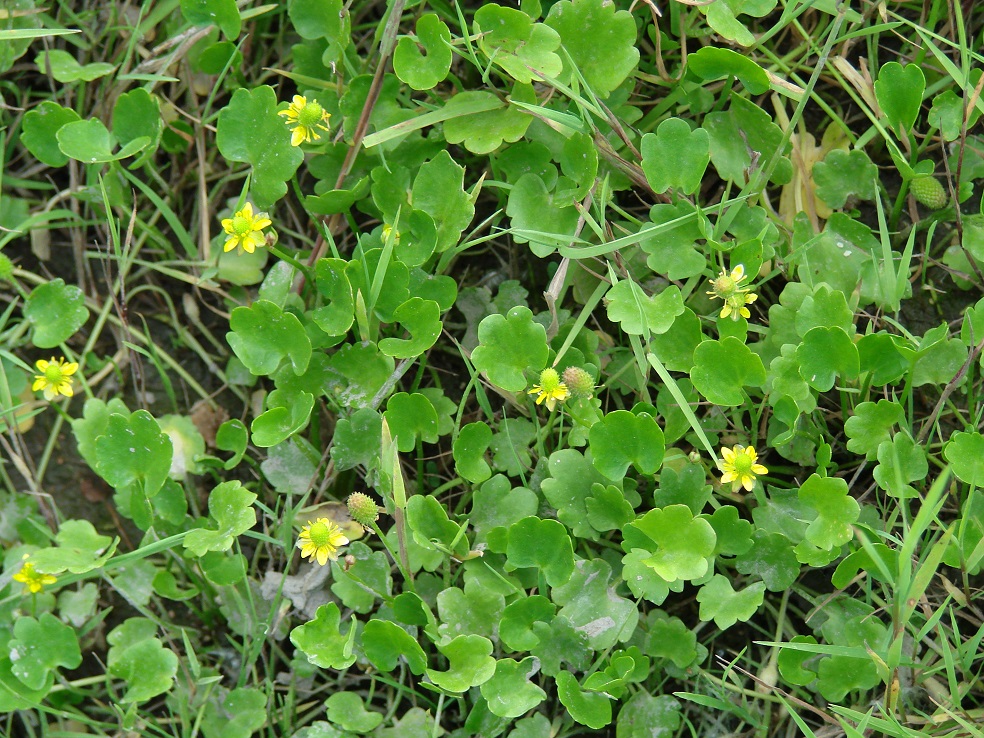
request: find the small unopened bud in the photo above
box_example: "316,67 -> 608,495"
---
347,492 -> 380,530
562,366 -> 595,398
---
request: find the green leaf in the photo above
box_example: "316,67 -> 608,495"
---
289,0 -> 349,62
735,530 -> 800,591
426,635 -> 496,693
28,519 -> 118,575
183,481 -> 257,556
616,693 -> 682,738
844,399 -> 905,460
475,4 -> 562,84
201,688 -> 267,738
470,475 -> 538,541
691,337 -> 766,406
452,422 -> 492,484
585,484 -> 636,532
645,614 -> 697,669
112,88 -> 162,158
326,342 -> 394,409
362,619 -> 427,674
555,671 -> 612,729
776,635 -> 819,686
700,0 -> 777,47
641,118 -> 710,195
794,283 -> 855,336
589,410 -> 664,481
489,417 -> 535,476
696,575 -> 766,629
379,297 -> 443,359
553,559 -> 638,650
544,0 -> 639,98
541,449 -> 610,538
331,408 -> 383,470
928,89 -> 973,142
406,495 -> 466,556
35,49 -> 114,82
216,86 -> 304,207
944,431 -> 984,487
94,410 -> 173,499
310,257 -> 355,336
290,603 -> 357,670
504,517 -> 575,587
813,149 -> 878,208
106,618 -> 179,703
394,13 -> 452,91
795,326 -> 859,391
251,388 -> 314,447
324,692 -> 383,733
443,85 -> 535,155
21,101 -> 81,167
640,202 -> 708,280
606,281 -> 684,336
181,0 -> 241,38
481,658 -> 547,718
411,151 -> 475,253
499,595 -> 555,651
437,583 -> 505,642
8,613 -> 82,690
331,541 -> 392,612
261,438 -> 318,495
687,46 -> 769,94
506,172 -> 580,255
873,433 -> 927,498
216,418 -> 248,470
798,474 -> 859,550
706,506 -> 754,557
623,504 -> 716,582
227,299 -> 312,377
471,306 -> 548,392
25,277 -> 89,348
383,392 -> 439,452
56,118 -> 150,163
652,461 -> 711,514
874,62 -> 925,136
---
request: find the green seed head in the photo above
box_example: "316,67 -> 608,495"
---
562,366 -> 595,398
347,492 -> 380,529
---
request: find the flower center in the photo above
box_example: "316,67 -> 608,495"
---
731,450 -> 753,475
298,101 -> 325,127
307,521 -> 332,547
232,215 -> 252,235
713,275 -> 737,295
538,368 -> 561,392
45,364 -> 65,383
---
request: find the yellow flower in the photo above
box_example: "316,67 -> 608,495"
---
718,444 -> 768,492
12,556 -> 57,594
528,368 -> 570,411
707,265 -> 758,321
221,203 -> 272,254
32,357 -> 78,400
719,291 -> 758,321
297,517 -> 350,566
278,95 -> 331,147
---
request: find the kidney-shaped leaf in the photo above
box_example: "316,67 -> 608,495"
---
227,299 -> 311,377
589,410 -> 665,481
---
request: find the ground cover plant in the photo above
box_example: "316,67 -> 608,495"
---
1,0 -> 984,735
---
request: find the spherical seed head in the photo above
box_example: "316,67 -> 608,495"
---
562,366 -> 595,398
347,492 -> 380,528
298,100 -> 326,127
0,253 -> 12,281
911,176 -> 948,210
